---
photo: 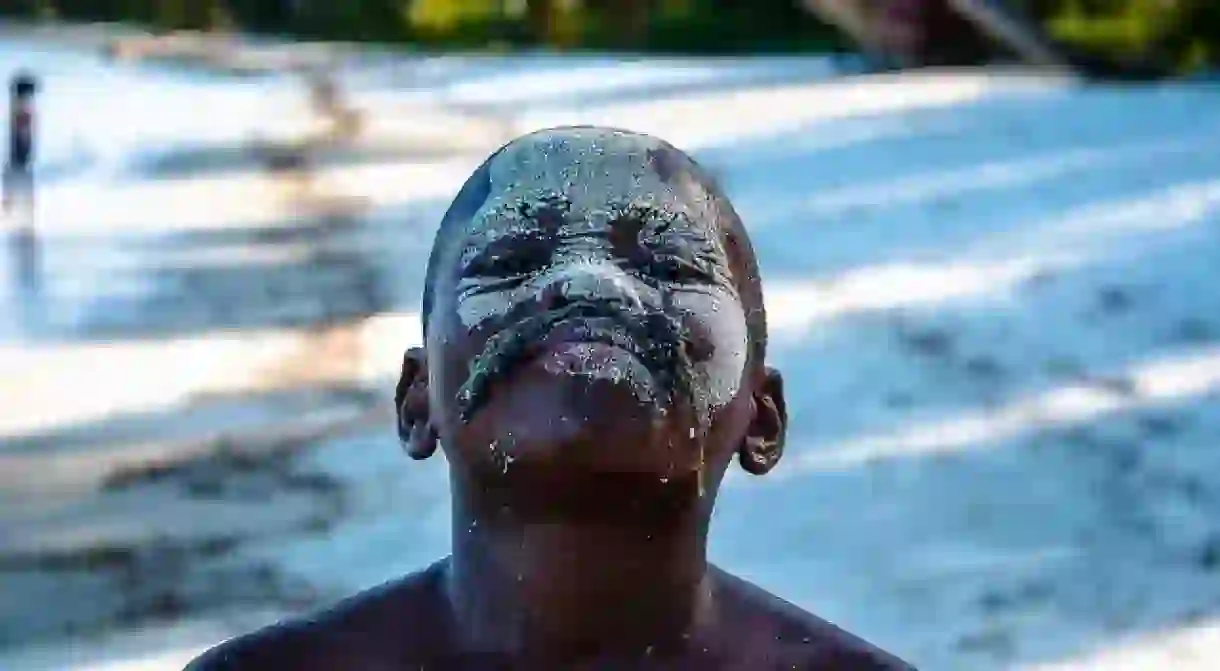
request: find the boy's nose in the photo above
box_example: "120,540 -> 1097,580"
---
538,259 -> 645,312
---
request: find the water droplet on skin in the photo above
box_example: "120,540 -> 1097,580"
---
698,437 -> 706,498
660,477 -> 669,484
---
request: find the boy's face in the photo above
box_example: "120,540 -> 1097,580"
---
423,129 -> 760,496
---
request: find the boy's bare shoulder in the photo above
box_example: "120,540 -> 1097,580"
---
185,561 -> 916,671
184,561 -> 450,671
183,616 -> 315,671
710,567 -> 918,671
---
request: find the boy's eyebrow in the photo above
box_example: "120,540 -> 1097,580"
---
462,193 -> 570,239
455,205 -> 568,273
457,226 -> 552,266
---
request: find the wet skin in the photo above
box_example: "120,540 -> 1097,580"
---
185,127 -> 917,670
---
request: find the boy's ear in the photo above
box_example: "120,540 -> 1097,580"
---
738,366 -> 787,475
396,347 -> 438,460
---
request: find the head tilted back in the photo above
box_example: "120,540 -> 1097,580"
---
421,126 -> 768,363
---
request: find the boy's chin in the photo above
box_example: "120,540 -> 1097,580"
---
459,358 -> 706,478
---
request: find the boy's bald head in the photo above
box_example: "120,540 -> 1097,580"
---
402,125 -> 786,489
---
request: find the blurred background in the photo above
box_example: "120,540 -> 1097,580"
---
1,1 -> 1219,669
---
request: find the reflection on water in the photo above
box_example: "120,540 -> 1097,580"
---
10,230 -> 40,292
5,225 -> 44,334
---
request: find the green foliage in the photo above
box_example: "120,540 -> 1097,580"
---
0,0 -> 841,53
0,0 -> 1212,68
1042,0 -> 1218,72
409,0 -> 501,33
565,0 -> 842,53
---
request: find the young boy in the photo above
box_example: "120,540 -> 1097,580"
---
186,126 -> 918,670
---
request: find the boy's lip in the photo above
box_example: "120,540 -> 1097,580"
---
534,319 -> 648,355
521,319 -> 656,377
457,301 -> 684,421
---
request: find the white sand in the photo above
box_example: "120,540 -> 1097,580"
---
2,35 -> 1219,670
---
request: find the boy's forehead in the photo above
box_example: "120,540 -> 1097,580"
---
460,127 -> 717,238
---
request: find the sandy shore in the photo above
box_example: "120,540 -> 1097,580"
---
3,32 -> 1220,669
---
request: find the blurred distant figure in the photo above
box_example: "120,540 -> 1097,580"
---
305,65 -> 362,145
4,72 -> 37,217
260,64 -> 365,206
